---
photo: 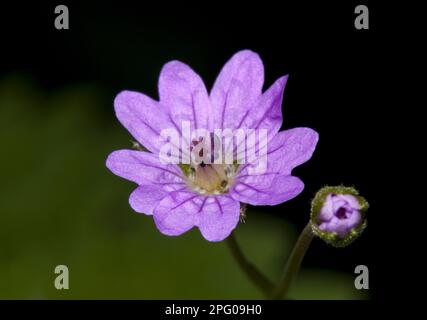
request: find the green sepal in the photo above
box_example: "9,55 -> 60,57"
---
178,163 -> 193,176
131,140 -> 147,152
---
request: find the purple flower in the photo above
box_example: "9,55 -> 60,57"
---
106,50 -> 318,241
318,194 -> 362,238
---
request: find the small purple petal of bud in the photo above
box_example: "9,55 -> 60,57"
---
310,186 -> 369,247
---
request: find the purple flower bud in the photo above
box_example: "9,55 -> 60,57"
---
318,194 -> 361,238
310,186 -> 368,247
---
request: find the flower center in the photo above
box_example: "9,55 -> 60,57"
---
178,133 -> 238,195
335,207 -> 348,219
185,163 -> 236,195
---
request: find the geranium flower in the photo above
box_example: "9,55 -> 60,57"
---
106,50 -> 318,241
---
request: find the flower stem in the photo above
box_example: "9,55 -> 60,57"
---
226,232 -> 274,296
271,223 -> 314,299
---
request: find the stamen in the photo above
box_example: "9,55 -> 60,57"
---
181,133 -> 238,195
184,163 -> 235,195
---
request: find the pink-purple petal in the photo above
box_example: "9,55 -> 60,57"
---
319,194 -> 335,221
153,191 -> 201,236
198,195 -> 240,242
238,76 -> 288,140
153,191 -> 240,242
346,209 -> 362,228
114,90 -> 180,154
239,127 -> 319,178
106,150 -> 184,186
230,175 -> 304,206
158,61 -> 213,131
129,185 -> 168,216
336,194 -> 361,210
210,50 -> 264,130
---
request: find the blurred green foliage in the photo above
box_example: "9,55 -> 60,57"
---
0,75 -> 367,299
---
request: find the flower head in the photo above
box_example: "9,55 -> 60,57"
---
310,186 -> 368,247
106,50 -> 319,241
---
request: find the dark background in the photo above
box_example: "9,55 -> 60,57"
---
0,1 -> 386,300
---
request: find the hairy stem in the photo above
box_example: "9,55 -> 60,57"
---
271,223 -> 314,299
226,232 -> 274,296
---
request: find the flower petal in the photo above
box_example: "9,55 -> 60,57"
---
232,128 -> 317,205
153,191 -> 201,236
319,194 -> 335,221
346,210 -> 362,229
320,218 -> 350,238
237,76 -> 288,140
210,50 -> 264,130
239,127 -> 319,177
114,90 -> 181,154
106,150 -> 184,187
198,195 -> 240,242
152,191 -> 240,241
232,76 -> 288,161
158,61 -> 212,131
336,194 -> 361,210
129,185 -> 169,216
230,175 -> 304,206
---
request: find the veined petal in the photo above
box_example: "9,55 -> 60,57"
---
232,128 -> 318,205
153,191 -> 201,236
158,61 -> 213,131
230,175 -> 304,206
106,150 -> 184,186
198,195 -> 240,242
129,185 -> 169,216
152,191 -> 240,242
210,50 -> 264,130
239,127 -> 319,178
114,90 -> 181,154
231,76 -> 288,161
238,75 -> 288,141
